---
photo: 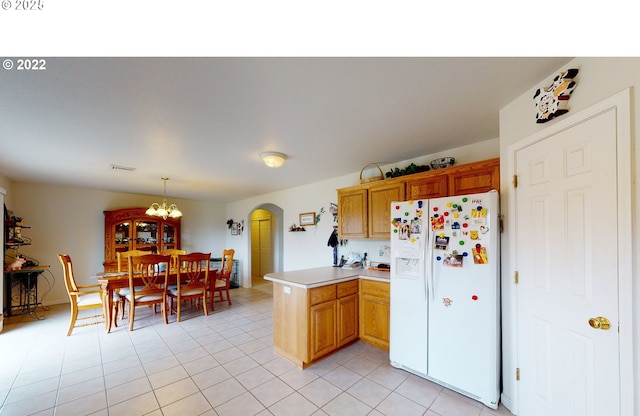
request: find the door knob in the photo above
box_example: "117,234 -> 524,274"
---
588,316 -> 611,330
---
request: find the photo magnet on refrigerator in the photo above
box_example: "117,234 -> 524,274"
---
443,251 -> 463,267
471,206 -> 488,226
472,244 -> 488,264
434,235 -> 449,250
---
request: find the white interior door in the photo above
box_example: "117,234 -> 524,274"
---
514,101 -> 628,415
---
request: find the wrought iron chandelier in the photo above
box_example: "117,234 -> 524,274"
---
145,177 -> 182,220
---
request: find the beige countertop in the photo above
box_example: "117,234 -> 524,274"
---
264,266 -> 390,289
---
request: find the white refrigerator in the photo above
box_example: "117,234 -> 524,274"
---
389,190 -> 500,409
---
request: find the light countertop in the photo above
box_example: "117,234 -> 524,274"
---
264,266 -> 389,289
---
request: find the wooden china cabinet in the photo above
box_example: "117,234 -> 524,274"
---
103,207 -> 181,272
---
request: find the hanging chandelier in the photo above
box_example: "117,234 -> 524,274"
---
146,177 -> 183,220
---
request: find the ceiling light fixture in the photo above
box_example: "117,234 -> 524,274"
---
146,177 -> 183,220
260,151 -> 287,168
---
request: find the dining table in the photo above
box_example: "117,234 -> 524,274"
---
96,267 -> 218,333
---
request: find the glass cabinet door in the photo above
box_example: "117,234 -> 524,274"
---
114,221 -> 131,257
163,223 -> 176,251
134,220 -> 159,253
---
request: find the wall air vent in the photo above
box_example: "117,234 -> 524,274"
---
110,164 -> 136,172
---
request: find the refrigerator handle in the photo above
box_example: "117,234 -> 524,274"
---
427,231 -> 435,302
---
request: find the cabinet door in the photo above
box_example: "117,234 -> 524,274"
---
115,221 -> 131,253
162,223 -> 177,251
338,188 -> 367,239
448,158 -> 500,196
406,174 -> 448,199
337,294 -> 358,347
359,280 -> 390,351
133,220 -> 159,253
368,182 -> 405,239
309,300 -> 337,361
310,284 -> 336,305
360,294 -> 390,351
110,221 -> 131,263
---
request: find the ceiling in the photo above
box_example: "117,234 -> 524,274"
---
0,57 -> 572,202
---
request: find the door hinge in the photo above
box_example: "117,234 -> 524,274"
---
516,367 -> 520,381
514,271 -> 519,284
513,175 -> 518,188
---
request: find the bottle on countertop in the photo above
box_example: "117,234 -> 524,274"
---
363,251 -> 368,268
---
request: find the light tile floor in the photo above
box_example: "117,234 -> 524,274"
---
0,282 -> 514,416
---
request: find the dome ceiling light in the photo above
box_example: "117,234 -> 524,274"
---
260,152 -> 287,168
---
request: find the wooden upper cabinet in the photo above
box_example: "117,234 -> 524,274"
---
448,158 -> 499,195
406,174 -> 448,200
337,188 -> 367,239
336,158 -> 499,240
368,182 -> 404,239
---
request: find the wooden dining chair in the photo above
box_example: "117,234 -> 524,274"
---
160,249 -> 187,271
115,249 -> 148,319
116,249 -> 148,272
124,254 -> 171,331
160,249 -> 187,296
57,254 -> 104,336
210,249 -> 234,310
167,252 -> 211,322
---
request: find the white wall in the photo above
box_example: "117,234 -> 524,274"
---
0,173 -> 12,207
7,182 -> 226,305
498,57 -> 640,414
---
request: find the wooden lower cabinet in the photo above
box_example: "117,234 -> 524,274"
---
359,280 -> 390,351
309,300 -> 337,361
272,283 -> 308,366
272,279 -> 359,368
337,293 -> 359,347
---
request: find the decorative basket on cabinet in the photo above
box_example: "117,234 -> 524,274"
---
359,163 -> 384,184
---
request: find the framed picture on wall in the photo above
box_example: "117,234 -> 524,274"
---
231,222 -> 239,235
299,212 -> 316,226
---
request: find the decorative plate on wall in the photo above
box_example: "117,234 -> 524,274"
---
533,68 -> 579,123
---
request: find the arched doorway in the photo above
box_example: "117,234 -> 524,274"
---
249,204 -> 283,287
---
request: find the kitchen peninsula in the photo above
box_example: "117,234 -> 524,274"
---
264,266 -> 390,368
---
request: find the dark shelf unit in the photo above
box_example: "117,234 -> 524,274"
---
3,212 -> 45,318
4,221 -> 32,249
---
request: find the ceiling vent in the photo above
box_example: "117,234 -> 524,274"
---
110,164 -> 136,172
